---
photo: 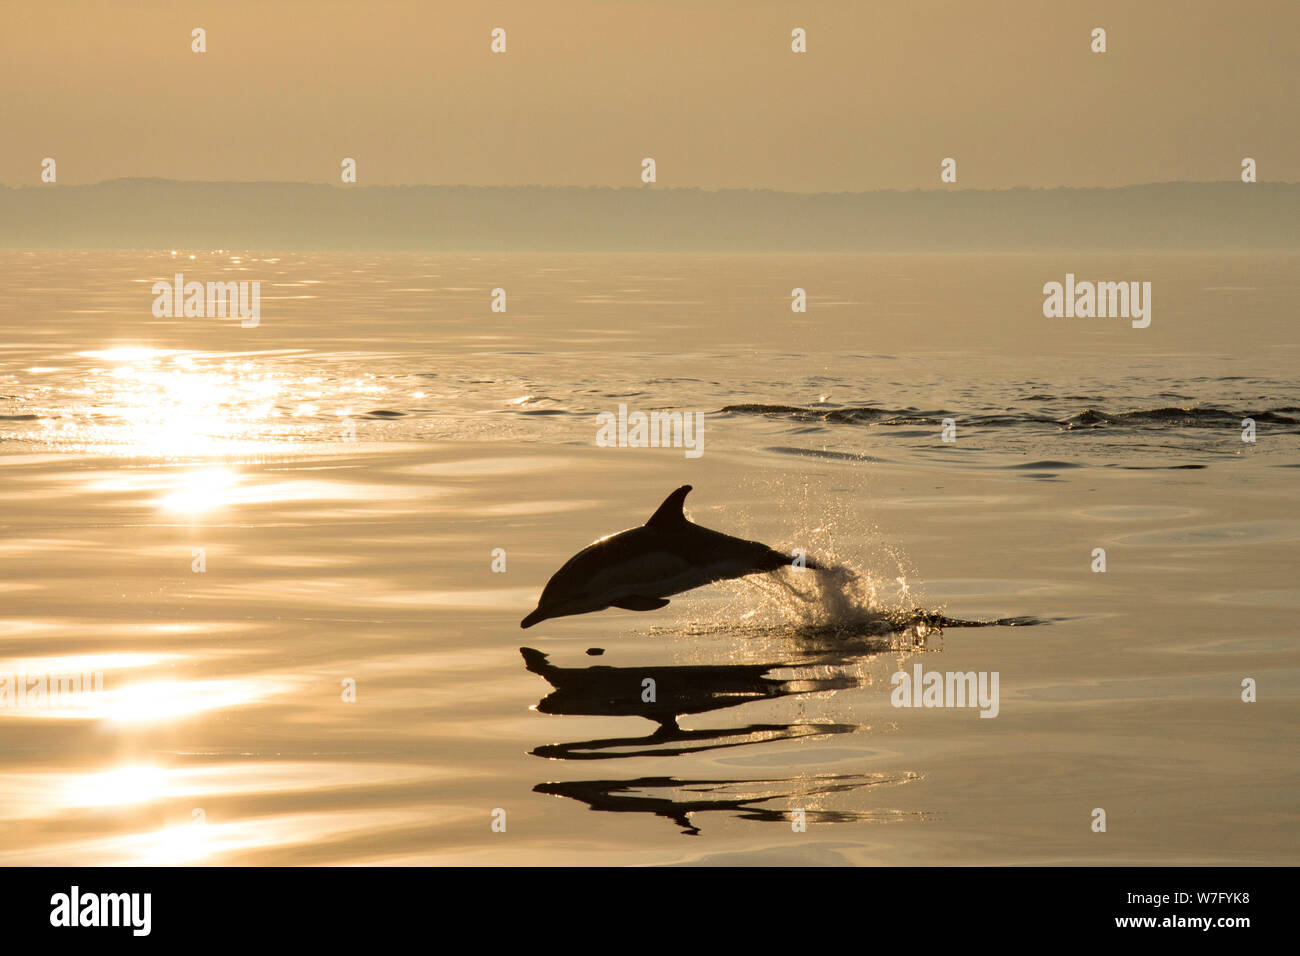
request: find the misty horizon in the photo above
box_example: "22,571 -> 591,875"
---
5,179 -> 1296,251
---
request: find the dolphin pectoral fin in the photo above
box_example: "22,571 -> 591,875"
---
610,596 -> 671,612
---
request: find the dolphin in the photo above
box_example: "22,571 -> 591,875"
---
520,485 -> 822,628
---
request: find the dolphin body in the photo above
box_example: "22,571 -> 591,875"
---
520,485 -> 821,628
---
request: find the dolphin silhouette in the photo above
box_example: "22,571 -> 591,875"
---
520,485 -> 822,628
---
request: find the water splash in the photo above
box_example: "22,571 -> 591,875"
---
675,558 -> 1041,645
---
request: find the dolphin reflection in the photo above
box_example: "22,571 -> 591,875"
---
522,641 -> 926,834
535,773 -> 924,836
521,645 -> 863,759
523,616 -> 1039,832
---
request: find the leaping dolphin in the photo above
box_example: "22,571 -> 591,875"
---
520,485 -> 822,628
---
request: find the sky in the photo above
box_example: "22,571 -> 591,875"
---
2,0 -> 1297,190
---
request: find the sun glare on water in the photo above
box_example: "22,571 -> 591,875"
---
158,466 -> 241,513
65,765 -> 170,808
65,348 -> 286,456
13,343 -> 400,461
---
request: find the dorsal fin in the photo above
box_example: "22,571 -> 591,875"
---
645,485 -> 692,529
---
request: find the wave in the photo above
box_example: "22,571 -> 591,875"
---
718,403 -> 948,425
718,402 -> 1299,430
1061,406 -> 1299,428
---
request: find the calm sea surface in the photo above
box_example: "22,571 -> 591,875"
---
1,250 -> 1297,864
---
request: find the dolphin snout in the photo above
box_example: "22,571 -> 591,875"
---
520,607 -> 549,629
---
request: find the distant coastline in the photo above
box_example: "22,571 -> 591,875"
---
2,179 -> 1296,252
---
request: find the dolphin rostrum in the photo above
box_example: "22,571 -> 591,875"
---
520,485 -> 822,628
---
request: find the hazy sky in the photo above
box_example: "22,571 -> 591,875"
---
2,0 -> 1297,190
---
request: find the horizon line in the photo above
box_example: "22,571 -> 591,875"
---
4,178 -> 1295,194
